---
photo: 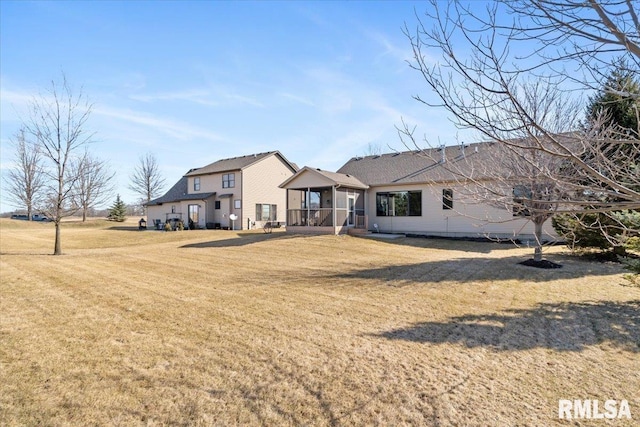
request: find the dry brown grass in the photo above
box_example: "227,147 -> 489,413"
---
1,218 -> 638,426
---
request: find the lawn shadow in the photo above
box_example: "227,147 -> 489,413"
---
329,254 -> 623,284
359,234 -> 545,254
372,300 -> 640,352
180,231 -> 299,248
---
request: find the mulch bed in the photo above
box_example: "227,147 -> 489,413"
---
519,259 -> 563,269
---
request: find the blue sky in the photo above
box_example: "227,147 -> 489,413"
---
1,1 -> 472,212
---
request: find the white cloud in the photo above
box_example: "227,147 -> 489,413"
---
93,106 -> 223,142
278,92 -> 316,107
129,89 -> 219,106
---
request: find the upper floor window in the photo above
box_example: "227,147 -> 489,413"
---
223,173 -> 235,188
194,177 -> 201,191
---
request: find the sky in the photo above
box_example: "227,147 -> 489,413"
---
0,1 -> 475,212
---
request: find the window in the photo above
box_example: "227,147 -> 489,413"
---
234,199 -> 241,209
443,189 -> 453,210
194,177 -> 200,191
222,173 -> 235,188
256,204 -> 277,221
215,201 -> 221,210
513,185 -> 532,217
376,191 -> 422,216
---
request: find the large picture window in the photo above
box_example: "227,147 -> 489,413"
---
222,173 -> 235,188
376,191 -> 422,216
256,204 -> 277,221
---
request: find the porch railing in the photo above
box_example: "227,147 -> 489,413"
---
287,209 -> 334,227
286,209 -> 366,228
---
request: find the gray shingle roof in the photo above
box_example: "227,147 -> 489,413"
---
146,176 -> 216,206
280,166 -> 368,189
184,151 -> 297,177
337,142 -> 495,185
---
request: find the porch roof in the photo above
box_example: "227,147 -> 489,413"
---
279,166 -> 368,190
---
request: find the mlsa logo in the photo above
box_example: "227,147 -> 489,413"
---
559,400 -> 632,420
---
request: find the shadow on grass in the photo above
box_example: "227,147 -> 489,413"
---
179,232 -> 299,248
330,255 -> 621,284
372,300 -> 640,352
359,234 -> 541,254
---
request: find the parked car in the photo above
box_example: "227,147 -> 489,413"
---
32,214 -> 51,222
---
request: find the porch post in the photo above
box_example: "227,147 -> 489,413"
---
332,185 -> 337,234
307,187 -> 310,226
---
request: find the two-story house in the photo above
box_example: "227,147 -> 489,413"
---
146,151 -> 298,230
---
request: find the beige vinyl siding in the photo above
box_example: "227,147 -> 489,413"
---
242,155 -> 295,229
367,183 -> 558,241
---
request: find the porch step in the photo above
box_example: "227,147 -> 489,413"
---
347,228 -> 369,236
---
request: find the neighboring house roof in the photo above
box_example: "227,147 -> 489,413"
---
146,176 -> 216,206
280,166 -> 369,189
184,151 -> 298,177
337,142 -> 494,185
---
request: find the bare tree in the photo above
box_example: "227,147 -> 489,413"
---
22,75 -> 95,255
128,153 -> 166,207
400,81 -> 586,261
401,0 -> 640,249
70,151 -> 115,222
4,127 -> 46,220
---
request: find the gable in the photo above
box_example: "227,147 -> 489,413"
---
185,151 -> 297,177
280,167 -> 368,189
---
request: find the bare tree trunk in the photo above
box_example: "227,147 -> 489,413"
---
54,221 -> 62,255
533,220 -> 544,262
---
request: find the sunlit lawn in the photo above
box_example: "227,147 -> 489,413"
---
1,218 -> 638,426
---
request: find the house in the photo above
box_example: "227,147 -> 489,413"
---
146,151 -> 298,230
281,143 -> 558,241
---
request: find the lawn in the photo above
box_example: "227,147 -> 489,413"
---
1,218 -> 638,426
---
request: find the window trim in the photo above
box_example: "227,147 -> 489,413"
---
376,191 -> 422,217
255,203 -> 277,221
222,173 -> 235,188
442,189 -> 453,210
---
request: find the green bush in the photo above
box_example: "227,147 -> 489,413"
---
553,211 -> 640,252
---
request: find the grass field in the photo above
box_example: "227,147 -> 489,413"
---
1,218 -> 638,426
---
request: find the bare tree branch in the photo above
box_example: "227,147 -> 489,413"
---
21,74 -> 95,255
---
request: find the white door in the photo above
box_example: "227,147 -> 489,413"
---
347,195 -> 356,226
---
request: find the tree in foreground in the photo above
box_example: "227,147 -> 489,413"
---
4,127 -> 45,220
107,195 -> 127,222
399,81 -> 581,262
401,0 -> 640,260
21,75 -> 95,255
553,62 -> 640,253
128,153 -> 166,208
70,152 -> 115,222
